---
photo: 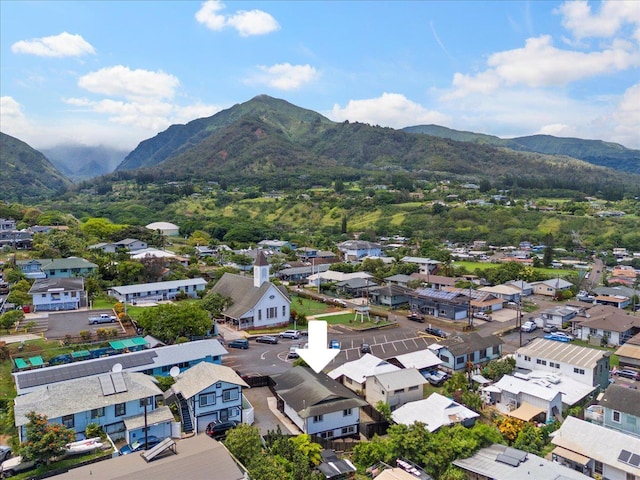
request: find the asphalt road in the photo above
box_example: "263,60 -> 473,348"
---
32,309 -> 125,339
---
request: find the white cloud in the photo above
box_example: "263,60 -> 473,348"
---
247,63 -> 318,90
329,93 -> 450,129
448,35 -> 639,98
11,32 -> 95,57
0,96 -> 32,137
195,1 -> 279,36
591,82 -> 640,148
77,66 -> 180,101
555,0 -> 640,40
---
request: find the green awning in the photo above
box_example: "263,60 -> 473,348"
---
109,340 -> 125,350
29,356 -> 44,367
121,339 -> 136,349
131,337 -> 147,346
14,358 -> 29,369
71,350 -> 90,359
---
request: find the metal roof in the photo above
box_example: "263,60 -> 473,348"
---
109,278 -> 207,295
517,338 -> 609,369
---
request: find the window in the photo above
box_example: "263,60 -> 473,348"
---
613,410 -> 621,423
258,309 -> 262,321
524,355 -> 531,361
456,356 -> 465,365
408,385 -> 419,391
492,345 -> 500,355
573,367 -> 585,375
282,306 -> 286,317
393,388 -> 404,394
594,461 -> 603,475
549,362 -> 560,368
115,403 -> 126,416
223,388 -> 239,402
91,407 -> 105,419
267,307 -> 277,319
341,426 -> 355,434
440,354 -> 451,364
626,473 -> 636,480
62,414 -> 74,428
590,328 -> 597,335
536,359 -> 547,366
479,349 -> 487,359
313,415 -> 323,423
139,397 -> 152,408
343,408 -> 352,416
199,393 -> 216,407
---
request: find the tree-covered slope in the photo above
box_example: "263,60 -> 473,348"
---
0,132 -> 71,202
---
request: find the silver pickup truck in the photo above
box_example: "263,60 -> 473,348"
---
88,313 -> 117,325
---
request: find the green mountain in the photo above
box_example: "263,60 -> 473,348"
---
112,95 -> 640,197
403,125 -> 640,174
0,132 -> 71,202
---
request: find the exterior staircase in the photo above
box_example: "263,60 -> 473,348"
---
177,393 -> 194,434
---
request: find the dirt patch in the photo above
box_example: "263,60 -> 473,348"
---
0,434 -> 12,445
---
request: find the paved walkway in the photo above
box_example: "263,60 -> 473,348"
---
0,333 -> 42,344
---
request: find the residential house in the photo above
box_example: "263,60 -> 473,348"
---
595,384 -> 640,438
277,263 -> 330,283
429,332 -> 503,372
28,277 -> 85,312
0,229 -> 33,249
0,218 -> 16,230
328,354 -> 400,395
530,278 -> 573,297
368,284 -> 413,309
575,304 -> 640,346
14,371 -> 172,443
487,374 -> 563,423
406,287 -> 469,321
594,285 -> 637,300
383,274 -> 413,288
552,416 -> 640,480
453,444 -> 591,480
410,273 -> 459,290
164,362 -> 250,434
478,284 -> 522,303
211,250 -> 291,330
40,257 -> 98,278
257,239 -> 294,252
506,279 -> 534,296
16,259 -> 47,279
443,286 -> 504,313
89,238 -> 148,253
130,248 -> 189,267
337,240 -> 382,261
399,257 -> 441,276
50,434 -> 246,480
391,393 -> 479,432
272,367 -> 368,439
308,270 -> 373,288
365,368 -> 428,411
108,278 -> 207,304
386,349 -> 442,374
538,305 -> 578,329
335,277 -> 379,297
594,294 -> 631,309
13,339 -> 228,395
615,332 -> 640,369
317,449 -> 357,480
515,338 -> 611,390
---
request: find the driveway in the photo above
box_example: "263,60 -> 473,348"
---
243,386 -> 301,435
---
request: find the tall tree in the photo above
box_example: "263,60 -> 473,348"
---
20,411 -> 75,465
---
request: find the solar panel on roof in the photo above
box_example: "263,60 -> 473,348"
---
99,375 -> 115,396
496,453 -> 521,467
504,447 -> 528,462
111,372 -> 128,393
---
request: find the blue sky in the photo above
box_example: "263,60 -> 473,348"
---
1,0 -> 639,152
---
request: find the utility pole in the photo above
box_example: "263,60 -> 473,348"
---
518,296 -> 523,347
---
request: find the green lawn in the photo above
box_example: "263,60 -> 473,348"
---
289,295 -> 331,317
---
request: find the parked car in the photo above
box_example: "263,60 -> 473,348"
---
544,332 -> 575,342
521,321 -> 537,333
205,420 -> 240,439
255,335 -> 278,345
119,435 -> 160,455
423,370 -> 449,386
407,312 -> 425,323
279,330 -> 301,339
424,326 -> 448,338
329,339 -> 341,349
227,339 -> 249,349
543,325 -> 558,333
0,446 -> 10,463
472,312 -> 492,322
360,343 -> 371,354
88,313 -> 117,325
287,344 -> 301,359
0,456 -> 35,477
615,368 -> 640,380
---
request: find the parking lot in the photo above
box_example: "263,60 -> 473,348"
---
25,308 -> 124,339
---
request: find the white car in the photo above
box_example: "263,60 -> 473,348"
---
279,330 -> 301,339
521,321 -> 537,333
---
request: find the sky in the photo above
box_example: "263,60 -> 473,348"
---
1,0 -> 639,153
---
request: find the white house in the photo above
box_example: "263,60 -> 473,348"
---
486,374 -> 563,423
14,372 -> 172,443
391,393 -> 479,432
108,278 -> 207,303
146,221 -> 180,236
365,368 -> 428,411
328,354 -> 400,395
515,338 -> 611,390
164,362 -> 250,433
211,250 -> 291,330
337,240 -> 382,261
399,256 -> 441,276
272,367 -> 368,439
28,277 -> 85,312
552,416 -> 640,480
530,278 -> 573,297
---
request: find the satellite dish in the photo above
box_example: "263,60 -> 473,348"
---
169,366 -> 180,378
111,363 -> 123,373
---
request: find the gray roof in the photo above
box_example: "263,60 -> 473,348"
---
211,272 -> 289,319
273,367 -> 367,419
384,274 -> 413,283
594,285 -> 637,298
28,277 -> 84,294
371,368 -> 428,390
14,372 -> 161,427
439,332 -> 503,356
517,338 -> 609,369
600,384 -> 640,418
167,362 -> 248,400
41,257 -> 98,270
109,278 -> 207,295
453,444 -> 590,480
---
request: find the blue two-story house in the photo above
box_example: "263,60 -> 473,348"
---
41,257 -> 98,278
598,384 -> 640,438
431,332 -> 503,373
164,362 -> 251,434
14,372 -> 173,443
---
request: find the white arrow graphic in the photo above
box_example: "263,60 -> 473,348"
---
296,320 -> 339,373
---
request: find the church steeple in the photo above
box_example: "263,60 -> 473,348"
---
254,249 -> 270,287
